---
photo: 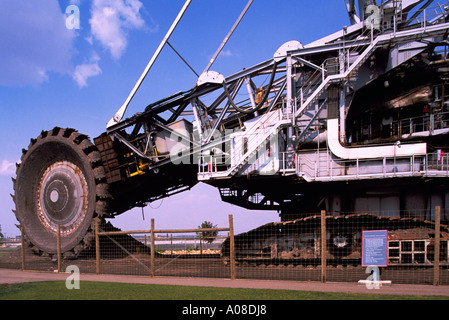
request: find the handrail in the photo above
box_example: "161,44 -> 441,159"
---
406,1 -> 449,27
294,20 -> 449,120
198,110 -> 290,178
353,110 -> 449,142
199,19 -> 449,180
211,81 -> 292,174
296,150 -> 449,182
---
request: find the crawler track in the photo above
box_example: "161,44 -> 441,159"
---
222,213 -> 449,267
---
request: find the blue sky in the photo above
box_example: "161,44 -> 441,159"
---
0,0 -> 348,237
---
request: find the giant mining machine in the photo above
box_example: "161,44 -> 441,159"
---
12,0 -> 449,265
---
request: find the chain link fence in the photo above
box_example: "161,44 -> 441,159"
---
1,210 -> 448,286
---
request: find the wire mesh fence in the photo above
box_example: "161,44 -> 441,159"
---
227,208 -> 449,285
1,209 -> 448,286
94,216 -> 235,279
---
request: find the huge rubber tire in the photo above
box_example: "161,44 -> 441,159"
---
13,128 -> 110,259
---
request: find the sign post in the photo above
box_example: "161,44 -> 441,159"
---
359,230 -> 391,288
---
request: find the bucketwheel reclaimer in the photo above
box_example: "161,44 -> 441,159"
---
11,0 -> 449,261
13,126 -> 197,259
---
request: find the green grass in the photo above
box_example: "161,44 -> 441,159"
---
0,281 -> 448,300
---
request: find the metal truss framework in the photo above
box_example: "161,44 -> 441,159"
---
106,0 -> 449,174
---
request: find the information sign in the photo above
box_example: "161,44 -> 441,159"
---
362,230 -> 388,267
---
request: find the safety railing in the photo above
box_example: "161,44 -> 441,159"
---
394,111 -> 449,135
352,110 -> 449,143
409,1 -> 449,28
294,31 -> 382,121
296,150 -> 449,182
198,109 -> 290,179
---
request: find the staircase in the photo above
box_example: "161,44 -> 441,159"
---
198,109 -> 290,180
294,14 -> 449,144
295,35 -> 379,121
198,16 -> 449,181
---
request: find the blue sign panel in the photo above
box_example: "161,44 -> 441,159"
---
362,230 -> 388,267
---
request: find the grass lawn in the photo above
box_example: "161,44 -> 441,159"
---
0,281 -> 448,300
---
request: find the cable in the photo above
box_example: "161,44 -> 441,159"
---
148,198 -> 164,209
223,61 -> 278,114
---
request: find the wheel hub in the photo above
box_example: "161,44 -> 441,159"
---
37,161 -> 89,236
333,235 -> 349,248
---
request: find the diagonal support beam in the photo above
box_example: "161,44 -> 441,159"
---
107,0 -> 192,129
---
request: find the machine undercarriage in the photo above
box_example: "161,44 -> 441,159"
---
12,0 -> 449,264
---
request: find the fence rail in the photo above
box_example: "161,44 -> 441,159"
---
95,215 -> 235,279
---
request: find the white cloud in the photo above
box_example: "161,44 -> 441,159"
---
0,160 -> 16,176
73,53 -> 102,87
0,0 -> 150,88
221,49 -> 233,57
90,0 -> 145,60
0,0 -> 76,86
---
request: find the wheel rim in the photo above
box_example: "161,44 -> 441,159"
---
37,161 -> 89,237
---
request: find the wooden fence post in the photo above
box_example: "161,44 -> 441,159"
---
151,218 -> 155,278
95,220 -> 100,275
229,214 -> 236,280
19,225 -> 25,271
57,224 -> 61,273
321,210 -> 327,283
434,206 -> 441,286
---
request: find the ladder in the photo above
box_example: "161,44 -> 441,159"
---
198,109 -> 291,179
198,19 -> 449,181
294,18 -> 449,148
